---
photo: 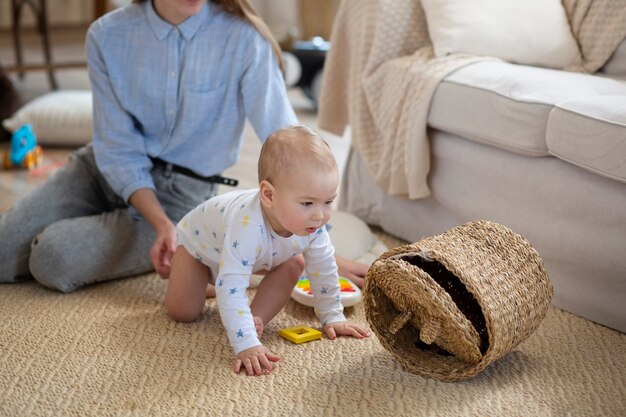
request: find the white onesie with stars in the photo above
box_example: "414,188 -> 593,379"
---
176,189 -> 346,354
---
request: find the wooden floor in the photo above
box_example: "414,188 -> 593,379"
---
0,26 -> 348,213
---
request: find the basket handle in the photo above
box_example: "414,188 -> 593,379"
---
388,310 -> 441,345
419,317 -> 440,344
389,311 -> 413,335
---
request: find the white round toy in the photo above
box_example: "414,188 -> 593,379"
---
286,210 -> 387,308
291,275 -> 362,308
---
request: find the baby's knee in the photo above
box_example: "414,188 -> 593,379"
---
284,255 -> 305,282
164,287 -> 204,323
165,301 -> 202,323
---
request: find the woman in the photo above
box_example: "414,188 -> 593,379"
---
0,0 -> 367,293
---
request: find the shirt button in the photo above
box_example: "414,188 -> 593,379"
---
171,72 -> 176,77
168,110 -> 174,115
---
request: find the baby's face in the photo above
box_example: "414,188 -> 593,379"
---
269,167 -> 339,237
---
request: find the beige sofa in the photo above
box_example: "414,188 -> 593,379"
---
319,0 -> 626,333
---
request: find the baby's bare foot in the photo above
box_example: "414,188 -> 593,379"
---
253,316 -> 265,339
206,284 -> 216,298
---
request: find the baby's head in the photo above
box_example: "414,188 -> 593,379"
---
258,125 -> 338,186
258,125 -> 339,237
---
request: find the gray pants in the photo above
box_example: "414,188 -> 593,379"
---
0,145 -> 217,292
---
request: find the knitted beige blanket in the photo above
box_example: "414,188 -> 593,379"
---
318,0 -> 626,199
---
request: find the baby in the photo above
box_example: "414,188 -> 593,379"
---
165,125 -> 370,376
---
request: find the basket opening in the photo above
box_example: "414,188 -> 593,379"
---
401,254 -> 489,355
414,339 -> 453,356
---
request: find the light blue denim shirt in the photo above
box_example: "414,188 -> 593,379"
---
86,1 -> 297,201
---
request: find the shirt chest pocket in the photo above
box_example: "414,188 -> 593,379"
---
182,84 -> 228,129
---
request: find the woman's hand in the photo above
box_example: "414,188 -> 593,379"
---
324,321 -> 371,340
234,345 -> 280,376
336,256 -> 369,288
128,188 -> 176,278
150,220 -> 177,278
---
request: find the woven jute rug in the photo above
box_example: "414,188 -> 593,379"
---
1,233 -> 625,417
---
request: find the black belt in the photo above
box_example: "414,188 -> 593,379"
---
150,157 -> 238,186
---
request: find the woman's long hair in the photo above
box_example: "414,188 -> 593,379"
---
132,0 -> 283,70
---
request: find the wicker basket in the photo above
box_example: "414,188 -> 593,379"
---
364,220 -> 553,381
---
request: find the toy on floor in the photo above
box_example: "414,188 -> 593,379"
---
279,326 -> 322,344
291,275 -> 362,308
2,124 -> 43,170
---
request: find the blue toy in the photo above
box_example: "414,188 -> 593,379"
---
2,124 -> 43,169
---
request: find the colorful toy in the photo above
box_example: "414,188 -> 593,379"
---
279,326 -> 322,344
291,275 -> 362,308
2,124 -> 43,170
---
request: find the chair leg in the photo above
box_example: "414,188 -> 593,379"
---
11,0 -> 25,80
37,0 -> 58,89
10,0 -> 58,90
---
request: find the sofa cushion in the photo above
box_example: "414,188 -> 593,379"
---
546,96 -> 626,183
428,61 -> 626,156
421,0 -> 581,69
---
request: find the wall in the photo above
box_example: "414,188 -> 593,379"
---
298,0 -> 339,41
0,0 -> 95,29
0,0 -> 338,40
252,0 -> 298,43
253,0 -> 338,43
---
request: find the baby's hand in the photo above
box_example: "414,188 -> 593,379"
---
234,345 -> 280,376
324,321 -> 371,340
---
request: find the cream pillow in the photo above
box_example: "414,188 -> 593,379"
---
421,0 -> 581,69
326,210 -> 388,265
2,90 -> 92,146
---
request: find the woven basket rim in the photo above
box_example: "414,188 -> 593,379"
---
364,220 -> 553,381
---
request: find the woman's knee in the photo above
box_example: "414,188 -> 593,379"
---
29,227 -> 79,293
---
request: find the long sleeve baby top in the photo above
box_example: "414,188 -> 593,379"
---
176,189 -> 345,353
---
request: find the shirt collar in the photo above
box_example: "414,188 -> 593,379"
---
145,1 -> 209,41
178,2 -> 209,41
